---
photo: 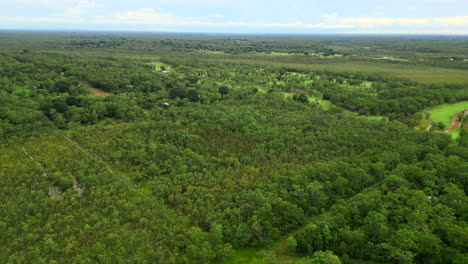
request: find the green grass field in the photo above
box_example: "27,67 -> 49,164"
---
211,57 -> 468,84
420,101 -> 468,139
427,101 -> 468,125
357,115 -> 387,121
270,237 -> 305,264
198,50 -> 225,54
304,63 -> 468,84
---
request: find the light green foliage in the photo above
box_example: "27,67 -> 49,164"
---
287,236 -> 297,251
146,62 -> 172,72
310,251 -> 342,264
296,251 -> 342,264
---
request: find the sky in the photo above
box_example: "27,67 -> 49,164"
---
0,0 -> 467,34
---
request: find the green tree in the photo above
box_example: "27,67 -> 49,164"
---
187,89 -> 200,102
293,93 -> 308,103
219,86 -> 230,95
169,86 -> 187,99
298,251 -> 341,264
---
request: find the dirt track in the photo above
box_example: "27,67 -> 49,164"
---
445,113 -> 461,132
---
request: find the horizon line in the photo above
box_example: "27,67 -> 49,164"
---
1,28 -> 468,37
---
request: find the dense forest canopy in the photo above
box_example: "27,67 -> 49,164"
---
0,32 -> 467,264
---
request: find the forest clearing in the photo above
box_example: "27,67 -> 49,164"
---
90,88 -> 112,96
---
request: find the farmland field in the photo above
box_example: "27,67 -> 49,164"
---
210,57 -> 468,84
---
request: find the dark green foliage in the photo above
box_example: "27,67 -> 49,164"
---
187,88 -> 201,102
293,93 -> 309,103
54,80 -> 72,93
219,85 -> 230,95
170,86 -> 187,99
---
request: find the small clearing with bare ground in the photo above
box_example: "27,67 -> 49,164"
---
90,88 -> 112,96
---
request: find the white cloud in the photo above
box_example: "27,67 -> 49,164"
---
323,14 -> 429,28
398,18 -> 429,24
339,17 -> 396,26
0,6 -> 466,34
116,8 -> 175,24
435,16 -> 468,25
83,8 -> 354,29
351,29 -> 468,35
221,21 -> 353,29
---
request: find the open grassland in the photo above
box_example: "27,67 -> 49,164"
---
290,62 -> 468,84
419,101 -> 468,139
428,101 -> 468,126
205,56 -> 468,84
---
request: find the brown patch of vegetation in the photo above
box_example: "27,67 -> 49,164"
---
90,88 -> 112,96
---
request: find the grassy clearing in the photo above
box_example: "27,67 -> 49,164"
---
146,62 -> 172,71
361,81 -> 373,89
447,130 -> 460,140
419,101 -> 468,139
258,52 -> 305,56
427,101 -> 468,125
221,248 -> 262,264
282,92 -> 387,116
270,52 -> 296,56
221,240 -> 305,264
356,115 -> 387,121
270,237 -> 305,264
140,184 -> 152,193
13,88 -> 31,96
314,98 -> 334,110
198,50 -> 225,54
282,92 -> 335,110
